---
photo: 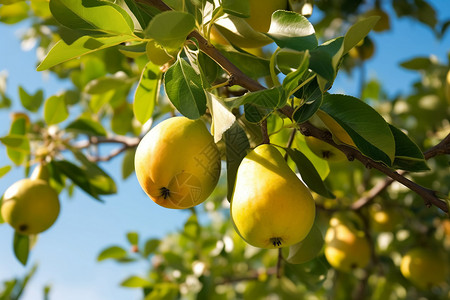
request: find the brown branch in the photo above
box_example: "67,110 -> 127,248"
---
137,0 -> 448,213
261,119 -> 270,144
351,133 -> 450,210
424,133 -> 450,159
73,136 -> 140,162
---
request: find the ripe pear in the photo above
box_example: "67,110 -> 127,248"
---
231,144 -> 315,249
324,213 -> 370,272
305,136 -> 347,162
134,117 -> 221,209
1,178 -> 60,235
400,248 -> 448,289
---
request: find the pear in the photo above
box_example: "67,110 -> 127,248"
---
1,178 -> 60,235
305,136 -> 347,162
400,248 -> 448,289
231,144 -> 315,249
135,117 -> 221,209
324,213 -> 371,272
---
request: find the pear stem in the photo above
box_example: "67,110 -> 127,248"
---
276,248 -> 283,278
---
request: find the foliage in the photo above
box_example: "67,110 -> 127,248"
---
0,0 -> 449,299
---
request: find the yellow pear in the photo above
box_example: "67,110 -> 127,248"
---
231,144 -> 315,249
134,117 -> 221,209
1,178 -> 60,235
324,214 -> 370,272
400,248 -> 448,289
305,136 -> 347,162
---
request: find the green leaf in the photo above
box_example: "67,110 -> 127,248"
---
111,102 -> 133,135
400,57 -> 434,71
71,149 -> 117,195
143,239 -> 160,257
343,16 -> 380,54
224,122 -> 250,201
293,80 -> 322,123
320,94 -> 395,166
222,0 -> 250,18
127,232 -> 139,246
121,276 -> 152,288
164,58 -> 206,119
84,76 -> 130,94
5,118 -> 29,165
0,134 -> 29,149
145,11 -> 195,51
282,50 -> 310,94
236,86 -> 286,109
97,245 -> 127,261
44,94 -> 69,125
389,124 -> 429,172
285,148 -> 334,198
0,1 -> 29,24
37,35 -> 133,71
18,86 -> 43,112
286,223 -> 324,264
134,62 -> 161,124
0,165 -> 11,178
244,103 -> 269,123
184,214 -> 200,239
65,117 -> 107,136
144,283 -> 179,300
52,160 -> 102,201
13,232 -> 30,265
266,11 -> 318,52
309,37 -> 343,82
49,0 -> 134,35
221,50 -> 271,80
121,148 -> 136,180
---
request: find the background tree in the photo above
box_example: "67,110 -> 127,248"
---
0,0 -> 449,299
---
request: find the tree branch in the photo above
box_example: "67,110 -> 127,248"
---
351,133 -> 450,210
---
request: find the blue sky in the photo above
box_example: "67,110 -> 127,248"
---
1,1 -> 450,299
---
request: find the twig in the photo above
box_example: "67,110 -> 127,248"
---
351,133 -> 450,210
261,119 -> 270,144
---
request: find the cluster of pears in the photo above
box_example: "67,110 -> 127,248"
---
135,116 -> 316,249
1,164 -> 60,235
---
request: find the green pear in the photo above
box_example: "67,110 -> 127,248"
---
231,144 -> 316,249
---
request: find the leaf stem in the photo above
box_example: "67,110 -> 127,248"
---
269,47 -> 282,86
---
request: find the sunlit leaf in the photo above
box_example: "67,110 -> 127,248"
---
44,94 -> 69,125
164,58 -> 206,119
121,276 -> 152,288
49,0 -> 134,35
145,11 -> 195,51
266,10 -> 318,51
18,86 -> 43,112
134,62 -> 161,124
207,92 -> 236,143
37,35 -> 133,71
97,245 -> 127,261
